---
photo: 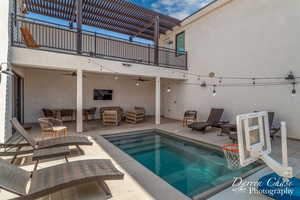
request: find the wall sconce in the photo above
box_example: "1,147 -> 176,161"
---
0,63 -> 14,76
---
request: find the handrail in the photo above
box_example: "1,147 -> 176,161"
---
15,15 -> 153,47
12,15 -> 188,70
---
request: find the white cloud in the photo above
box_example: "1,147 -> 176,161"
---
151,0 -> 214,20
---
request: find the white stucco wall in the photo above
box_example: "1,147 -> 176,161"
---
161,0 -> 300,139
0,0 -> 12,143
11,47 -> 187,80
22,68 -> 156,123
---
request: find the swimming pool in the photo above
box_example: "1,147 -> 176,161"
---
104,130 -> 260,198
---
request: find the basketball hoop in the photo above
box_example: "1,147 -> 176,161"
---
222,144 -> 242,169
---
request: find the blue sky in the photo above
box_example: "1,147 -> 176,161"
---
28,0 -> 214,43
129,0 -> 214,19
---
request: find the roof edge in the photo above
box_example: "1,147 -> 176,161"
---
180,0 -> 218,22
180,0 -> 234,27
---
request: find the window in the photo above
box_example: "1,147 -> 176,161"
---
176,31 -> 185,56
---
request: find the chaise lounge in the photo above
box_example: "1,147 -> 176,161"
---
0,158 -> 124,199
8,118 -> 93,163
188,108 -> 224,133
227,112 -> 280,143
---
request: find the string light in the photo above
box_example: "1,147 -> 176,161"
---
212,84 -> 217,96
292,82 -> 296,96
88,59 -> 299,96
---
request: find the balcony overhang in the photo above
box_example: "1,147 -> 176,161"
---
22,0 -> 181,41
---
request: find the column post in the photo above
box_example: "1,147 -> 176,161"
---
154,16 -> 160,65
76,0 -> 82,54
76,69 -> 83,132
155,76 -> 161,125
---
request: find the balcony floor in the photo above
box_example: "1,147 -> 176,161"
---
2,118 -> 300,200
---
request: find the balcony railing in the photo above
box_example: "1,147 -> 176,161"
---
11,15 -> 188,70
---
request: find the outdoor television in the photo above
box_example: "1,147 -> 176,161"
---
93,89 -> 113,100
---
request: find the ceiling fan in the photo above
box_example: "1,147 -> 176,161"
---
61,71 -> 87,78
132,77 -> 151,82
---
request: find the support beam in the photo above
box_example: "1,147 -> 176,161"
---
155,76 -> 161,125
76,69 -> 83,133
154,16 -> 160,65
76,0 -> 82,54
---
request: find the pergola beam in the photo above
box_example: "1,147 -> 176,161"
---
24,0 -> 180,41
31,0 -> 178,31
26,2 -> 158,38
99,0 -> 180,26
132,18 -> 155,39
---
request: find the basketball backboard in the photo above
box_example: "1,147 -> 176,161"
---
236,111 -> 272,167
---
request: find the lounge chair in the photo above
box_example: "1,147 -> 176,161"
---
0,158 -> 124,199
188,108 -> 224,133
20,27 -> 40,49
9,118 -> 92,163
227,112 -> 280,143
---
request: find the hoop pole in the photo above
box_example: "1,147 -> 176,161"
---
281,121 -> 288,168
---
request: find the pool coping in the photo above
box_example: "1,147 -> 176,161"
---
94,128 -> 265,200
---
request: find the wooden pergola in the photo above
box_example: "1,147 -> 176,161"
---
23,0 -> 181,64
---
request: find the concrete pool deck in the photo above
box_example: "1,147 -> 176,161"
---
2,118 -> 300,200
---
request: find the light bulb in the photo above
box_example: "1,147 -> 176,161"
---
167,87 -> 171,93
114,76 -> 119,80
291,82 -> 296,96
136,82 -> 140,87
292,89 -> 296,96
213,90 -> 217,96
212,85 -> 217,96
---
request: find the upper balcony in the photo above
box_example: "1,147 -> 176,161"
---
11,0 -> 187,70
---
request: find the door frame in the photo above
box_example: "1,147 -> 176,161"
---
12,71 -> 24,124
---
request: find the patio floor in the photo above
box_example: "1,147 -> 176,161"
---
2,117 -> 300,200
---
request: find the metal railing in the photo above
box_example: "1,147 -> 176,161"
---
12,15 -> 188,70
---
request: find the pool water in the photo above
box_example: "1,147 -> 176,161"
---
104,131 -> 260,198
